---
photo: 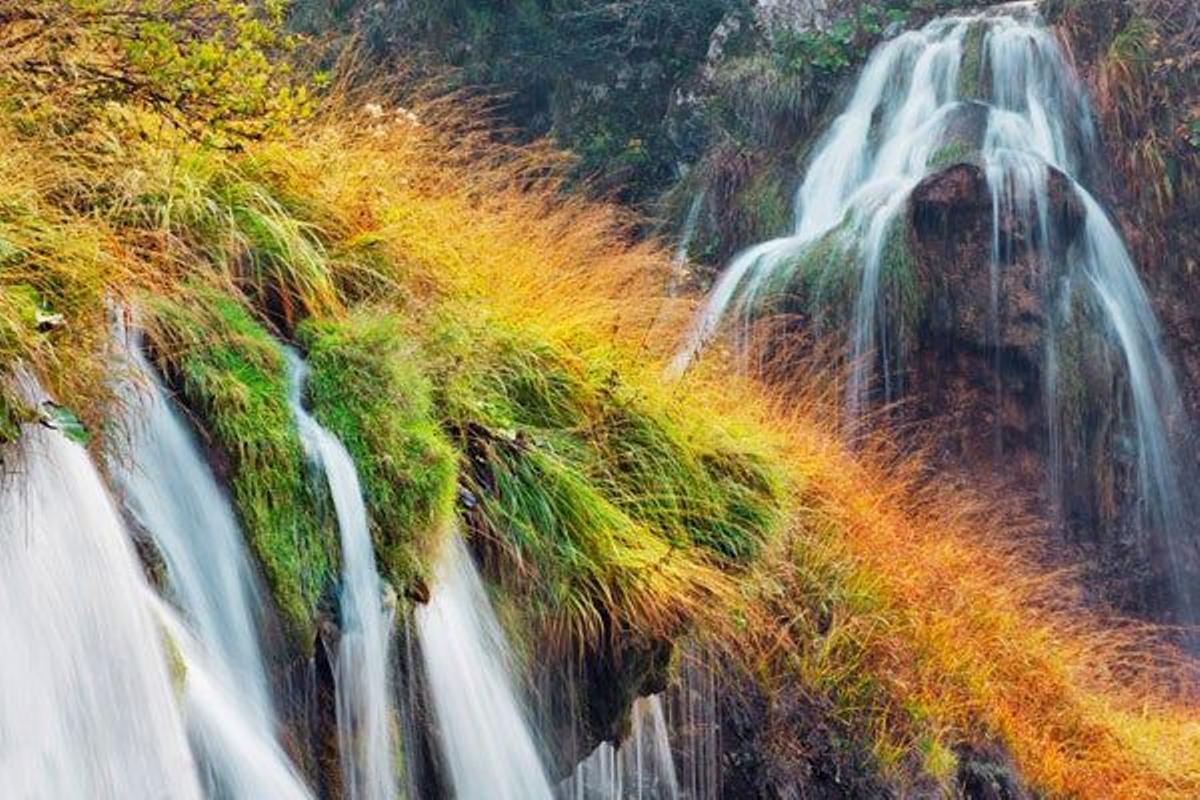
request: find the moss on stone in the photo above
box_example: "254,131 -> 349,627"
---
297,313 -> 458,599
927,138 -> 976,171
147,288 -> 336,653
159,627 -> 188,699
957,21 -> 989,101
879,212 -> 923,337
0,384 -> 33,445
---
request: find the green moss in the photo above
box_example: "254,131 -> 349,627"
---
147,288 -> 336,653
0,283 -> 39,369
0,384 -> 31,445
736,169 -> 794,243
927,138 -> 975,171
159,627 -> 188,699
879,213 -> 923,337
794,223 -> 861,319
297,313 -> 458,597
957,21 -> 988,101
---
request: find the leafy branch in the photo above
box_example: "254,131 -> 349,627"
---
0,0 -> 313,143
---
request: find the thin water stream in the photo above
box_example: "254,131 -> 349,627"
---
286,349 -> 398,800
416,535 -> 555,800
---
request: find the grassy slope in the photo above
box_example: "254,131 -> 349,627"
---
0,75 -> 1198,797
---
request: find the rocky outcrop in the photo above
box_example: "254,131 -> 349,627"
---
754,0 -> 831,36
901,158 -> 1196,618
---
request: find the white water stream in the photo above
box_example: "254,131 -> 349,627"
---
562,695 -> 680,800
111,335 -> 313,799
416,535 -> 555,800
286,350 -> 398,800
0,403 -> 202,799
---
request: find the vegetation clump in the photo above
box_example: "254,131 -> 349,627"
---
146,288 -> 336,651
297,312 -> 458,599
957,20 -> 989,100
426,315 -> 784,640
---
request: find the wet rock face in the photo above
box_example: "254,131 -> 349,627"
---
905,162 -> 1081,497
911,161 -> 1083,355
531,624 -> 675,781
902,160 -> 1188,618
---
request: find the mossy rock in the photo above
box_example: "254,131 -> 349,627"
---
297,313 -> 458,601
957,21 -> 990,102
0,384 -> 33,445
146,288 -> 337,654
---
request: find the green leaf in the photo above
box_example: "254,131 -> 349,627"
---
40,402 -> 89,446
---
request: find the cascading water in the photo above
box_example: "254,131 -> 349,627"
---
110,334 -> 312,799
0,404 -> 202,799
286,350 -> 398,800
665,652 -> 721,800
671,13 -> 970,378
416,534 -> 555,800
674,2 -> 1195,615
674,192 -> 707,266
982,14 -> 1193,613
149,592 -> 316,799
562,696 -> 680,800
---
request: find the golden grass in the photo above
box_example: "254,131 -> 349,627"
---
3,86 -> 1199,796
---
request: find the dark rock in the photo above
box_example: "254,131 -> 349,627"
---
707,652 -> 893,799
532,622 -> 676,780
956,744 -> 1033,800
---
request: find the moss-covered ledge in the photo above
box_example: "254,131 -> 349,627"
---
145,288 -> 337,653
296,313 -> 458,601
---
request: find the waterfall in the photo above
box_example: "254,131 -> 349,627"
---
674,192 -> 706,266
0,405 -> 202,799
286,350 -> 398,800
674,3 -> 1194,614
671,15 -> 969,376
981,13 -> 1194,614
110,334 -> 312,799
149,592 -> 316,799
416,535 -> 554,800
562,696 -> 680,800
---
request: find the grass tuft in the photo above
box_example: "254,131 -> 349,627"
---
297,311 -> 458,599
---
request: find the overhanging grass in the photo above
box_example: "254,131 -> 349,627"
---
297,312 -> 457,598
424,312 -> 784,641
146,287 -> 336,652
